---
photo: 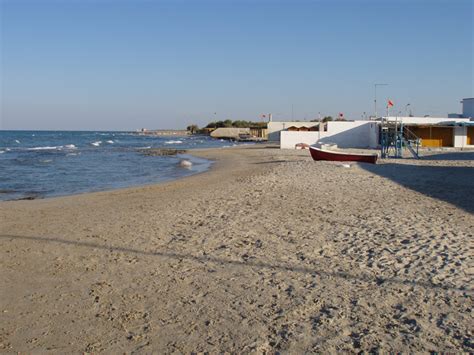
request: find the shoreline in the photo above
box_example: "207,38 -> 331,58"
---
1,146 -> 473,352
0,146 -> 229,203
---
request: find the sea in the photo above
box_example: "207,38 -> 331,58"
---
0,130 -> 243,201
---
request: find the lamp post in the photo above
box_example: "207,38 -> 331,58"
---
374,83 -> 388,119
405,103 -> 410,117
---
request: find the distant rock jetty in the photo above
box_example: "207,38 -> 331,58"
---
138,148 -> 187,156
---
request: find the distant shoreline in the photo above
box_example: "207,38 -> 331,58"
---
134,129 -> 190,136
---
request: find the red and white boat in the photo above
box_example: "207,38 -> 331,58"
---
309,146 -> 378,164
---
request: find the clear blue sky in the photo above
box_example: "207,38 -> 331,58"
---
1,0 -> 473,130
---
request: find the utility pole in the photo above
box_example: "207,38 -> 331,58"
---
374,83 -> 388,118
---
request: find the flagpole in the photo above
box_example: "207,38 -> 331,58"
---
374,83 -> 388,119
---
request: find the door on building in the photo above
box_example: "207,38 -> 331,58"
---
467,127 -> 474,145
410,126 -> 454,147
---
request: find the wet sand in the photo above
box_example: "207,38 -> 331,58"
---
1,146 -> 473,352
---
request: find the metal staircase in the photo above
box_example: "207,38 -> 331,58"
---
380,118 -> 421,159
403,126 -> 421,159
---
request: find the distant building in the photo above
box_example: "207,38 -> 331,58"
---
210,127 -> 250,139
462,98 -> 474,118
448,98 -> 474,119
249,126 -> 268,138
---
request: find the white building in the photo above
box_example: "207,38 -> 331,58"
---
275,117 -> 474,149
267,121 -> 317,142
392,116 -> 473,148
279,120 -> 378,149
448,97 -> 473,119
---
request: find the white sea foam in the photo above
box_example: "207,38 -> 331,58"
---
164,140 -> 183,144
15,140 -> 20,144
28,146 -> 60,151
106,140 -> 114,144
26,144 -> 76,151
0,150 -> 5,154
91,141 -> 102,146
40,159 -> 53,163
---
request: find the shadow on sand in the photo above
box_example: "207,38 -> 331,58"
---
360,152 -> 474,214
0,234 -> 470,294
421,151 -> 474,161
253,160 -> 306,165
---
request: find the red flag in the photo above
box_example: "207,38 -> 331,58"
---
387,100 -> 394,107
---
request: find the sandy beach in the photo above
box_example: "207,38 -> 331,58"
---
0,146 -> 473,353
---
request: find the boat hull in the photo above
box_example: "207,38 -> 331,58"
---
309,146 -> 378,164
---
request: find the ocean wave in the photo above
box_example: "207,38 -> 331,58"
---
91,141 -> 102,146
27,144 -> 77,151
106,140 -> 114,144
164,140 -> 183,144
15,140 -> 20,144
27,146 -> 60,151
0,150 -> 5,154
40,159 -> 53,163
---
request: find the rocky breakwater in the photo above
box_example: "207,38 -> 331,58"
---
137,148 -> 187,156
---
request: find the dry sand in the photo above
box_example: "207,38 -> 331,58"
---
0,146 -> 473,353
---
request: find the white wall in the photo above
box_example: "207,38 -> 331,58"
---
280,121 -> 378,149
280,131 -> 319,149
454,126 -> 466,148
368,122 -> 379,148
267,121 -> 318,141
453,126 -> 474,148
